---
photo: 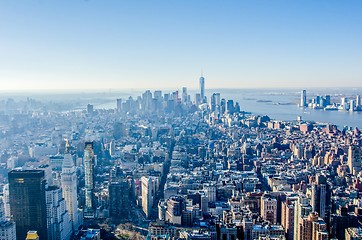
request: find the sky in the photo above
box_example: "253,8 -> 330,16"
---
0,0 -> 361,90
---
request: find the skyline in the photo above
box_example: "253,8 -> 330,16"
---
1,1 -> 362,90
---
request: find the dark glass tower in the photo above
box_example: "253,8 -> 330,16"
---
8,170 -> 47,240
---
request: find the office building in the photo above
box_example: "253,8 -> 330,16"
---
199,75 -> 205,103
261,195 -> 278,224
293,195 -> 312,240
298,212 -> 328,240
182,87 -> 188,104
356,95 -> 361,107
61,154 -> 81,230
165,196 -> 185,226
227,100 -> 234,114
141,176 -> 158,218
109,179 -> 132,221
0,220 -> 16,240
281,196 -> 298,240
87,104 -> 94,114
330,206 -> 359,240
301,90 -> 307,107
195,93 -> 201,106
2,184 -> 10,220
84,142 -> 95,217
211,93 -> 221,112
46,186 -> 72,240
348,145 -> 361,176
116,98 -> 122,112
8,170 -> 47,240
311,174 -> 330,220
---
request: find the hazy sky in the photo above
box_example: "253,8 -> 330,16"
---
0,0 -> 361,90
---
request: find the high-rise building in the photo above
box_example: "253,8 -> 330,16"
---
154,90 -> 162,100
46,186 -> 72,240
182,87 -> 188,104
220,98 -> 226,114
87,104 -> 94,114
227,100 -> 235,114
116,98 -> 122,112
356,95 -> 361,107
84,142 -> 95,217
301,90 -> 307,107
195,93 -> 201,106
330,206 -> 359,240
293,195 -> 312,240
261,195 -> 277,224
142,90 -> 153,112
0,220 -> 16,240
2,184 -> 10,220
141,176 -> 158,218
298,212 -> 328,240
165,196 -> 185,226
8,170 -> 47,240
350,100 -> 356,112
61,154 -> 81,230
311,174 -> 329,219
348,145 -> 361,176
203,183 -> 216,203
109,179 -> 131,221
199,75 -> 205,103
211,93 -> 221,112
281,196 -> 298,240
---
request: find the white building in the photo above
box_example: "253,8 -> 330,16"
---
46,186 -> 72,240
2,184 -> 10,220
141,176 -> 159,218
61,154 -> 82,230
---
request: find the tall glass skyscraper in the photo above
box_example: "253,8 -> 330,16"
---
199,75 -> 205,103
8,170 -> 47,240
300,90 -> 307,107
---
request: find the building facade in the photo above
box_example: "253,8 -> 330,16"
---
8,170 -> 47,240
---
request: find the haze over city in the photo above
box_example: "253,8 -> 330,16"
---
1,0 -> 362,90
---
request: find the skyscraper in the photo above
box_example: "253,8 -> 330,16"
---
8,170 -> 47,240
182,87 -> 188,104
293,195 -> 312,240
45,186 -> 72,240
281,195 -> 298,240
109,180 -> 131,221
2,184 -> 10,220
141,176 -> 158,218
211,93 -> 221,112
199,75 -> 205,103
84,142 -> 95,217
116,98 -> 122,112
301,90 -> 307,107
61,154 -> 81,230
0,220 -> 16,240
348,145 -> 361,176
311,174 -> 329,219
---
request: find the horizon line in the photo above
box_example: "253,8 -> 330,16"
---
1,86 -> 362,93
